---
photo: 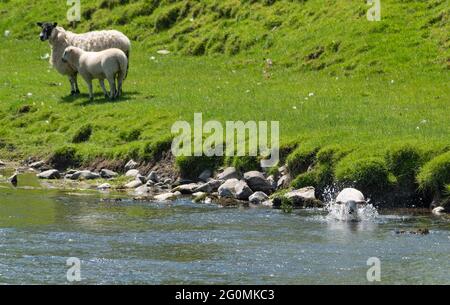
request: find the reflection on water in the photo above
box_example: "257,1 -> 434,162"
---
0,170 -> 449,284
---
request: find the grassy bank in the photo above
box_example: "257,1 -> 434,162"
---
0,0 -> 449,205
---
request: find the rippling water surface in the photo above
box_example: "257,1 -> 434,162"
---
0,171 -> 449,284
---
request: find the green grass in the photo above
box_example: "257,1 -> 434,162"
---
0,0 -> 449,202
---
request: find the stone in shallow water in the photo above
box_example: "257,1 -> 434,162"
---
154,192 -> 181,201
432,207 -> 446,215
249,191 -> 269,204
135,185 -> 152,196
9,173 -> 18,186
285,187 -> 316,202
37,169 -> 60,179
97,183 -> 111,190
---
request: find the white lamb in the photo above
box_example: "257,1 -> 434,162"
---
37,22 -> 131,96
62,46 -> 128,101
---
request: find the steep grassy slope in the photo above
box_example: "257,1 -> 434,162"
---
1,0 -> 449,73
0,0 -> 449,203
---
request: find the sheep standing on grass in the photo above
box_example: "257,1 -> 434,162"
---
37,22 -> 131,96
62,46 -> 128,101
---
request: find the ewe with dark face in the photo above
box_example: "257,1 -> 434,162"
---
36,22 -> 131,97
37,22 -> 57,41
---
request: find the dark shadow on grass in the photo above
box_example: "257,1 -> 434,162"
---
60,91 -> 141,105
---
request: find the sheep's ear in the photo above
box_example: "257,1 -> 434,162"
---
37,22 -> 43,27
53,22 -> 58,27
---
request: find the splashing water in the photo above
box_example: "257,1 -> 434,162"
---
326,203 -> 379,222
322,184 -> 379,221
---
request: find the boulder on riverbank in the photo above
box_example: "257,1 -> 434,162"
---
146,171 -> 158,183
29,160 -> 45,169
218,179 -> 239,198
68,170 -> 100,180
154,191 -> 182,201
235,180 -> 253,200
124,159 -> 138,171
243,171 -> 273,194
249,191 -> 269,204
217,167 -> 239,180
217,179 -> 254,200
125,180 -> 143,189
172,183 -> 201,194
100,169 -> 118,179
125,169 -> 140,177
273,187 -> 324,208
97,183 -> 111,190
194,179 -> 223,194
37,169 -> 60,179
198,169 -> 212,182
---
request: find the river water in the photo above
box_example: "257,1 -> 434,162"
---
0,170 -> 449,284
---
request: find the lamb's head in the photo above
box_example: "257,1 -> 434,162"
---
62,46 -> 80,64
37,22 -> 57,41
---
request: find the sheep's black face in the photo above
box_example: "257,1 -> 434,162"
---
37,22 -> 57,41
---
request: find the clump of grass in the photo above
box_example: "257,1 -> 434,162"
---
72,124 -> 93,143
335,157 -> 390,193
270,190 -> 293,213
119,128 -> 141,142
142,136 -> 173,161
291,171 -> 317,189
417,152 -> 450,194
193,192 -> 208,203
48,146 -> 81,170
280,197 -> 293,214
154,3 -> 183,32
385,144 -> 423,187
231,155 -> 260,173
286,145 -> 319,176
316,145 -> 351,166
176,154 -> 223,180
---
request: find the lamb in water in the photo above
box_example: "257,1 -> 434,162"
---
62,46 -> 128,101
37,22 -> 131,96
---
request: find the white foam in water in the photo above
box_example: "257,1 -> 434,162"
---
326,203 -> 379,222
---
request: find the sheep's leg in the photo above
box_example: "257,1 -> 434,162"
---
74,73 -> 80,94
86,79 -> 94,101
117,73 -> 125,98
68,75 -> 76,96
107,77 -> 116,100
99,79 -> 108,98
